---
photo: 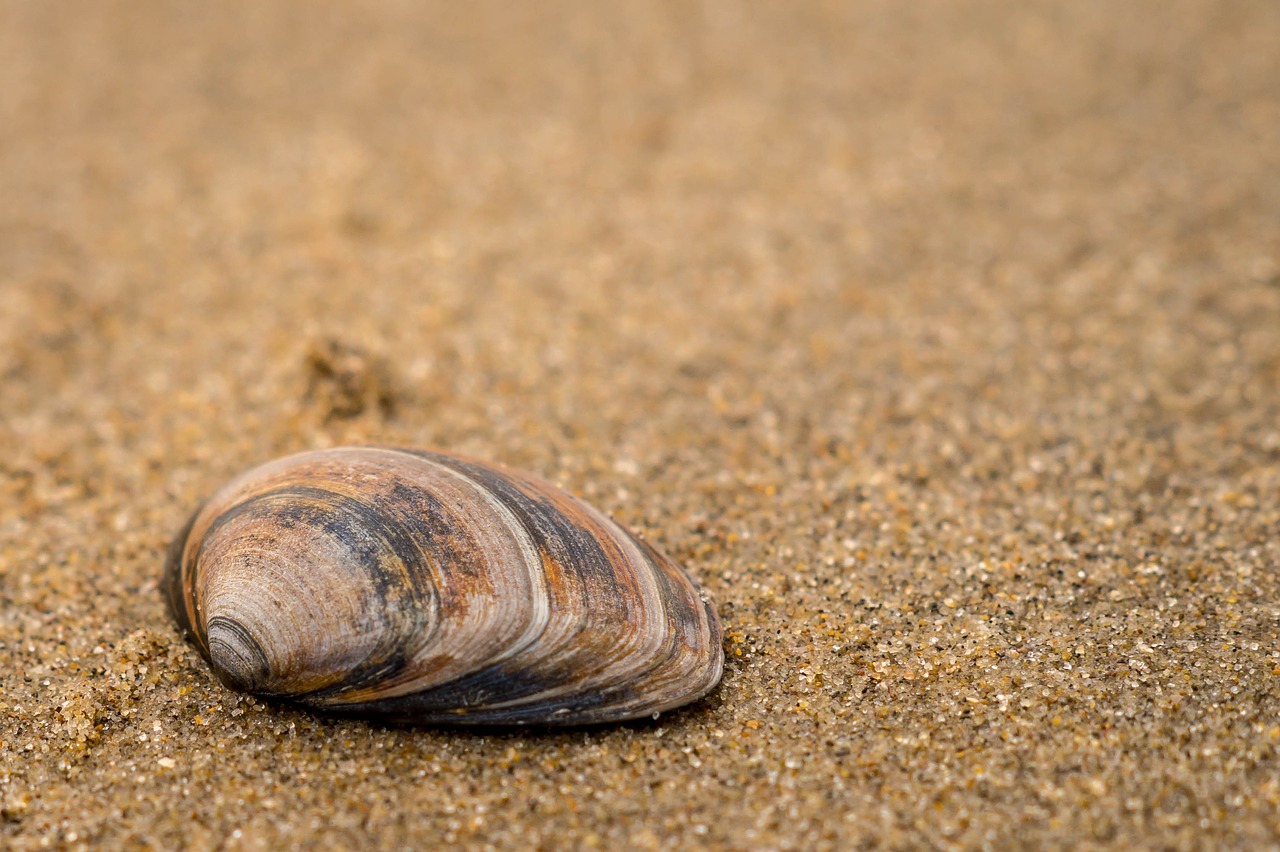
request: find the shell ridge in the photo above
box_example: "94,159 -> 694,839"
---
311,449 -> 552,705
395,456 -> 681,719
225,483 -> 440,675
467,531 -> 722,722
358,451 -> 641,715
462,521 -> 682,719
569,540 -> 724,720
190,480 -> 441,699
337,449 -> 575,711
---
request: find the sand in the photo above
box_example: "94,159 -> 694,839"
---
2,1 -> 1278,848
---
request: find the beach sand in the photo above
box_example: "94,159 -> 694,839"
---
2,1 -> 1278,848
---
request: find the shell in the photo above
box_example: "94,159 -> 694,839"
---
163,447 -> 723,725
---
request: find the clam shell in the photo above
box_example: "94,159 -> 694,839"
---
163,447 -> 723,725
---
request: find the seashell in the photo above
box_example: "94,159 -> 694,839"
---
163,447 -> 723,725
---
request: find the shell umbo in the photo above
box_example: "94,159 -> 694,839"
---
163,447 -> 723,725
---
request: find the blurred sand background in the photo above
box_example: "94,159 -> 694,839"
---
2,1 -> 1279,848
